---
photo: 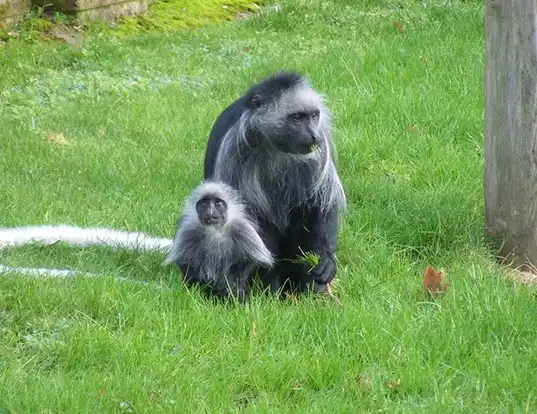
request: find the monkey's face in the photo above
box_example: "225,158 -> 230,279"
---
272,109 -> 321,154
196,197 -> 228,227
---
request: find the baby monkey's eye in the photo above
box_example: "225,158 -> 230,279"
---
292,113 -> 301,122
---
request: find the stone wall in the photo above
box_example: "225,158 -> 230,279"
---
0,0 -> 151,28
0,0 -> 31,28
32,0 -> 152,23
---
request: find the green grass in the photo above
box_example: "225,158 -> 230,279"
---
2,0 -> 537,412
112,0 -> 267,36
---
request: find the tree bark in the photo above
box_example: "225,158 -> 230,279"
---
484,0 -> 537,270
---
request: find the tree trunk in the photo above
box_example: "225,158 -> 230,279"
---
484,0 -> 537,270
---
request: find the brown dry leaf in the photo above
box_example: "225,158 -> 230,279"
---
250,321 -> 257,337
148,390 -> 162,402
98,388 -> 105,398
326,282 -> 342,305
235,12 -> 253,21
355,374 -> 373,394
407,124 -> 421,133
47,133 -> 70,147
392,20 -> 405,33
422,265 -> 449,294
98,128 -> 106,137
285,293 -> 299,303
290,382 -> 303,396
387,379 -> 401,391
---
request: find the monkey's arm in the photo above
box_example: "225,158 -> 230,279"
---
299,205 -> 339,287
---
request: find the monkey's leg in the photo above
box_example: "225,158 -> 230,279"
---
236,261 -> 259,303
254,223 -> 290,294
214,262 -> 256,303
257,261 -> 296,295
178,264 -> 203,287
176,264 -> 223,300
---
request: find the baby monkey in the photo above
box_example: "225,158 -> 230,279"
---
164,180 -> 274,303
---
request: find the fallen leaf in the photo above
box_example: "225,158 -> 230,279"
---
148,390 -> 162,402
289,382 -> 304,396
285,293 -> 299,303
47,133 -> 70,147
235,12 -> 253,21
98,388 -> 105,398
422,265 -> 449,294
387,379 -> 401,391
250,320 -> 257,337
392,20 -> 405,33
326,282 -> 342,305
355,374 -> 373,394
98,128 -> 106,137
407,124 -> 420,133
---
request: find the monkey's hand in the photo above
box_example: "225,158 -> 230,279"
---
309,250 -> 336,286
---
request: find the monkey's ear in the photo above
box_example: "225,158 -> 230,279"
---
251,93 -> 263,108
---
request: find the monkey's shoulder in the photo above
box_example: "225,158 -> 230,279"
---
205,98 -> 247,178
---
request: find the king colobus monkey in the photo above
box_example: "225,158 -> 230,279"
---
163,180 -> 274,302
204,71 -> 346,295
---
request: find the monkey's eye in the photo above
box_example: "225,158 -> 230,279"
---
214,200 -> 224,208
292,113 -> 302,122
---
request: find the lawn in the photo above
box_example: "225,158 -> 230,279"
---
2,0 -> 537,412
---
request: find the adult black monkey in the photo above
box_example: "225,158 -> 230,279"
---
203,72 -> 346,295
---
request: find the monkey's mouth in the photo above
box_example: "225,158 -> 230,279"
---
297,143 -> 318,154
309,143 -> 319,152
203,217 -> 220,226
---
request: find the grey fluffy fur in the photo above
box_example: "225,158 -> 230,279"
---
163,180 -> 275,283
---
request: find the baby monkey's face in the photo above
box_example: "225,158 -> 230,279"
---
196,196 -> 228,227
